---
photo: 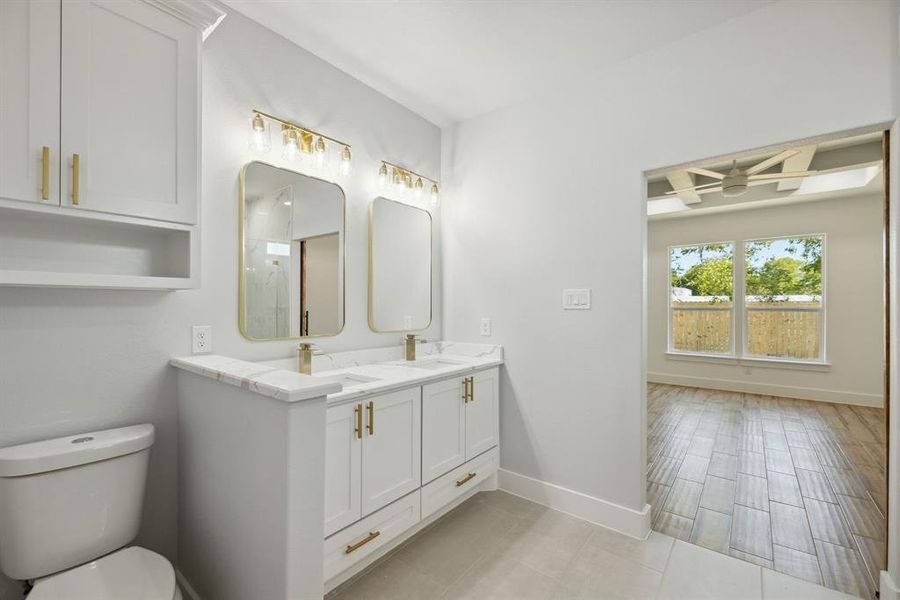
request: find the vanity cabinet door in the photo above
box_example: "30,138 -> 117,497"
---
0,0 -> 60,205
360,388 -> 421,516
465,368 -> 500,460
61,0 -> 199,224
421,377 -> 466,484
325,402 -> 362,537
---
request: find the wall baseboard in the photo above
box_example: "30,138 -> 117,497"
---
498,469 -> 650,539
176,570 -> 203,600
881,571 -> 900,600
647,372 -> 883,408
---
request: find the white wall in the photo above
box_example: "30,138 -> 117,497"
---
648,195 -> 884,407
442,0 -> 898,533
0,9 -> 440,599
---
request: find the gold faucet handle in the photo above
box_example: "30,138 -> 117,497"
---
405,334 -> 427,344
297,343 -> 324,355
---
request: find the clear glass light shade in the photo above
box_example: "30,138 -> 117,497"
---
314,137 -> 327,168
248,114 -> 271,152
414,178 -> 424,198
282,127 -> 300,160
340,146 -> 352,175
430,183 -> 439,205
378,163 -> 388,187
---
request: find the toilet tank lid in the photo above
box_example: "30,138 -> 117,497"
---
0,424 -> 154,477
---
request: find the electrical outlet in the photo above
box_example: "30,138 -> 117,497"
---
480,317 -> 492,336
192,325 -> 212,354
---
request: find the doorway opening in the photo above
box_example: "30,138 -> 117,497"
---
644,130 -> 889,599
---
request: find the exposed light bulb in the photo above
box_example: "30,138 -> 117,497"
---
414,177 -> 424,198
392,168 -> 403,188
248,113 -> 271,152
282,125 -> 299,160
378,163 -> 388,187
340,146 -> 352,175
430,183 -> 439,205
314,136 -> 326,168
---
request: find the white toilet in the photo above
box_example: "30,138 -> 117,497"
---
0,424 -> 181,599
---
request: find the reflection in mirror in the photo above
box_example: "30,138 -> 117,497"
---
369,197 -> 432,332
240,161 -> 345,340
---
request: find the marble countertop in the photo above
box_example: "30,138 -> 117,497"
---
170,355 -> 342,403
171,342 -> 503,405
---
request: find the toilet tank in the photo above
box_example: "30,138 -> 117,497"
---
0,424 -> 154,580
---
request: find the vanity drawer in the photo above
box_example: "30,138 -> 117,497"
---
324,490 -> 420,581
421,447 -> 498,519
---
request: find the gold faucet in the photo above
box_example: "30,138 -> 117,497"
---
297,343 -> 319,375
405,334 -> 426,361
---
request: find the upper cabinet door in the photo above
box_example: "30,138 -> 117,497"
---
421,377 -> 467,484
466,368 -> 500,460
61,0 -> 198,224
0,0 -> 61,205
361,388 -> 421,516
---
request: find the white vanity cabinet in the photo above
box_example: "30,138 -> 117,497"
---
324,388 -> 421,537
422,368 -> 499,484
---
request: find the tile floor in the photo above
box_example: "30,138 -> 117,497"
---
326,490 -> 861,599
647,383 -> 886,599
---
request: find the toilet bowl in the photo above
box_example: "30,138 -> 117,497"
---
28,547 -> 180,600
0,425 -> 180,600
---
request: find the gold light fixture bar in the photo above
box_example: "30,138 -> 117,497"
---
252,109 -> 351,151
381,160 -> 438,187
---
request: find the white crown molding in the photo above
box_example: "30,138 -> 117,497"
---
143,0 -> 227,39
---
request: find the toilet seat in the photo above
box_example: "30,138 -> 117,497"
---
28,546 -> 178,600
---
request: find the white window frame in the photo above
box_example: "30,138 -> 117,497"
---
667,234 -> 827,366
741,233 -> 827,364
667,241 -> 737,358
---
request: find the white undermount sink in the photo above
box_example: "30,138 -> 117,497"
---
312,373 -> 380,388
403,359 -> 464,370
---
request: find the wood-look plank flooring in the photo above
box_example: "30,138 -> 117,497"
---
647,383 -> 886,599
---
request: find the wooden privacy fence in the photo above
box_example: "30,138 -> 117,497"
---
671,302 -> 821,359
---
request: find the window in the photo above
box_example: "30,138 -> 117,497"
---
745,236 -> 824,361
668,235 -> 825,363
669,243 -> 734,355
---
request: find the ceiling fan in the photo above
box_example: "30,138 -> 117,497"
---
666,149 -> 816,198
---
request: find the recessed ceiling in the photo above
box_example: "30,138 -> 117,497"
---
222,1 -> 773,126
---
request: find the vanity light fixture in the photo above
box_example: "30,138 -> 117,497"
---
249,110 -> 351,177
378,161 -> 440,205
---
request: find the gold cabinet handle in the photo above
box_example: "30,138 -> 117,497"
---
345,530 -> 380,554
462,378 -> 469,403
354,403 -> 362,439
456,472 -> 476,487
71,153 -> 80,205
366,401 -> 374,435
41,146 -> 50,200
469,377 -> 474,402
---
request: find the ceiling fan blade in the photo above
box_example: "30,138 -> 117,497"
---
747,171 -> 817,181
685,167 -> 725,180
665,182 -> 722,195
745,149 -> 800,175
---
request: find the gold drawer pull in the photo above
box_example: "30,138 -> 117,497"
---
41,146 -> 50,200
354,403 -> 362,439
456,472 -> 476,487
345,530 -> 380,554
71,153 -> 80,205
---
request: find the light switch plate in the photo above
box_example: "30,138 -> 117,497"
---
192,325 -> 212,354
563,289 -> 591,310
480,317 -> 492,336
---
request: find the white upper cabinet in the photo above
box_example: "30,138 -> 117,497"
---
421,377 -> 467,484
0,0 -> 61,205
466,369 -> 500,460
61,0 -> 199,224
360,388 -> 421,516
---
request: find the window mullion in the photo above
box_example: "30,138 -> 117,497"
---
734,240 -> 745,358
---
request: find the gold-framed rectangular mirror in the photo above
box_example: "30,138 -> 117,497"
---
239,161 -> 345,340
368,197 -> 432,332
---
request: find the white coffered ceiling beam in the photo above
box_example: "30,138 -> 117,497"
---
666,171 -> 702,204
777,144 -> 817,191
